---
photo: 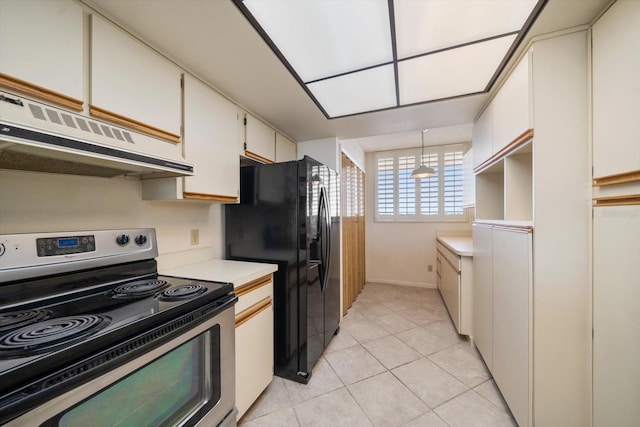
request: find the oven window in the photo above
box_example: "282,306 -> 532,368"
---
54,326 -> 220,427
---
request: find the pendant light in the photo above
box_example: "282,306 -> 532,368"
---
411,129 -> 436,178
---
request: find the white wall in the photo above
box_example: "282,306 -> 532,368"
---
340,139 -> 366,172
364,152 -> 472,287
0,170 -> 224,267
297,137 -> 340,171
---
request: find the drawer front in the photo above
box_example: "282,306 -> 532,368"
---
235,275 -> 273,313
437,242 -> 461,273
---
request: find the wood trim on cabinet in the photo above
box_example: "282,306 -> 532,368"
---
593,170 -> 640,187
0,73 -> 83,111
235,275 -> 272,298
437,249 -> 461,274
89,105 -> 181,143
492,224 -> 534,234
244,150 -> 274,164
593,194 -> 640,207
474,129 -> 534,173
235,297 -> 272,328
183,192 -> 239,203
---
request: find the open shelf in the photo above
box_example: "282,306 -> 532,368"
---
476,160 -> 505,220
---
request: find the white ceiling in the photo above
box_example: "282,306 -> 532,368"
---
82,0 -> 609,151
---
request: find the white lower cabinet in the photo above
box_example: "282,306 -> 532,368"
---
492,227 -> 531,427
235,275 -> 274,419
436,238 -> 473,336
472,224 -> 493,371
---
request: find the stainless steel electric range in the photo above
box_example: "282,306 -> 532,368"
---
0,229 -> 237,427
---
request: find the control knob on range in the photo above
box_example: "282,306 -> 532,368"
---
134,235 -> 147,246
115,234 -> 130,246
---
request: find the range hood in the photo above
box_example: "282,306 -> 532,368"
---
0,91 -> 193,178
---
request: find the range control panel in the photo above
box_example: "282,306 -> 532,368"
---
36,235 -> 95,257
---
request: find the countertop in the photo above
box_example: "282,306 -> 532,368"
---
160,259 -> 278,289
437,236 -> 474,257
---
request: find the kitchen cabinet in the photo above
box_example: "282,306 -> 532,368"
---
142,75 -> 241,202
235,275 -> 274,419
472,104 -> 492,169
90,14 -> 182,143
472,30 -> 590,426
592,0 -> 640,180
436,236 -> 473,336
492,227 -> 531,427
244,113 -> 275,163
275,132 -> 297,162
471,224 -> 493,372
0,0 -> 83,111
491,54 -> 531,156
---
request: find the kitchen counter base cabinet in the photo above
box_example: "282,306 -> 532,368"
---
472,224 -> 493,372
436,237 -> 473,336
235,275 -> 274,420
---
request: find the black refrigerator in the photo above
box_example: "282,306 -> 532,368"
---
225,156 -> 340,384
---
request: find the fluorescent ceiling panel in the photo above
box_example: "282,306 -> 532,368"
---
395,0 -> 538,58
398,34 -> 517,104
243,0 -> 391,82
307,65 -> 396,118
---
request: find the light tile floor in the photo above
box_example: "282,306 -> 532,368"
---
239,283 -> 517,427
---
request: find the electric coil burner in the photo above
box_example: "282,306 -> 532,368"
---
0,229 -> 238,427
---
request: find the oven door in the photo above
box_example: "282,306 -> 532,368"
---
4,303 -> 236,427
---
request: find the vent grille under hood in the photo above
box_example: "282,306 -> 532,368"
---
0,91 -> 193,178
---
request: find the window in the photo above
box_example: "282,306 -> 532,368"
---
374,144 -> 466,222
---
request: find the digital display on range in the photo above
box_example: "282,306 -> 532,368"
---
57,237 -> 79,248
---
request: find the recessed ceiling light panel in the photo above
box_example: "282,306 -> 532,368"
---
307,64 -> 397,118
243,0 -> 392,82
398,34 -> 517,104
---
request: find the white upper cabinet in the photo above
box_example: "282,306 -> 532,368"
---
472,104 -> 493,169
0,0 -> 83,110
182,75 -> 240,201
592,0 -> 640,179
491,53 -> 531,154
244,114 -> 275,163
142,75 -> 240,202
275,132 -> 297,162
90,14 -> 182,143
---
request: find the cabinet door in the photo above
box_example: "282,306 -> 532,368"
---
472,224 -> 493,370
592,0 -> 640,178
244,114 -> 275,163
236,301 -> 274,418
275,132 -> 297,162
492,227 -> 531,427
491,53 -> 531,155
593,205 -> 640,426
90,14 -> 182,142
472,104 -> 492,169
183,75 -> 240,201
0,0 -> 83,110
440,253 -> 461,332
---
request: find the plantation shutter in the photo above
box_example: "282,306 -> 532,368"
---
376,156 -> 394,217
443,149 -> 464,215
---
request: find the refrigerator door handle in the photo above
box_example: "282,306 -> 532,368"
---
319,186 -> 331,293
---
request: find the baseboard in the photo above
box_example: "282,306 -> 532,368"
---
365,278 -> 438,289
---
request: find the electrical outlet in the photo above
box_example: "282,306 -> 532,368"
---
428,264 -> 433,272
190,229 -> 199,245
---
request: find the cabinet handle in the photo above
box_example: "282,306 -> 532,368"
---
90,105 -> 181,143
236,275 -> 272,297
183,192 -> 239,202
593,169 -> 640,187
593,194 -> 640,207
244,150 -> 274,164
235,297 -> 272,328
0,73 -> 83,111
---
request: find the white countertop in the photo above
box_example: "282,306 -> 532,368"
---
437,236 -> 474,257
160,259 -> 278,289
